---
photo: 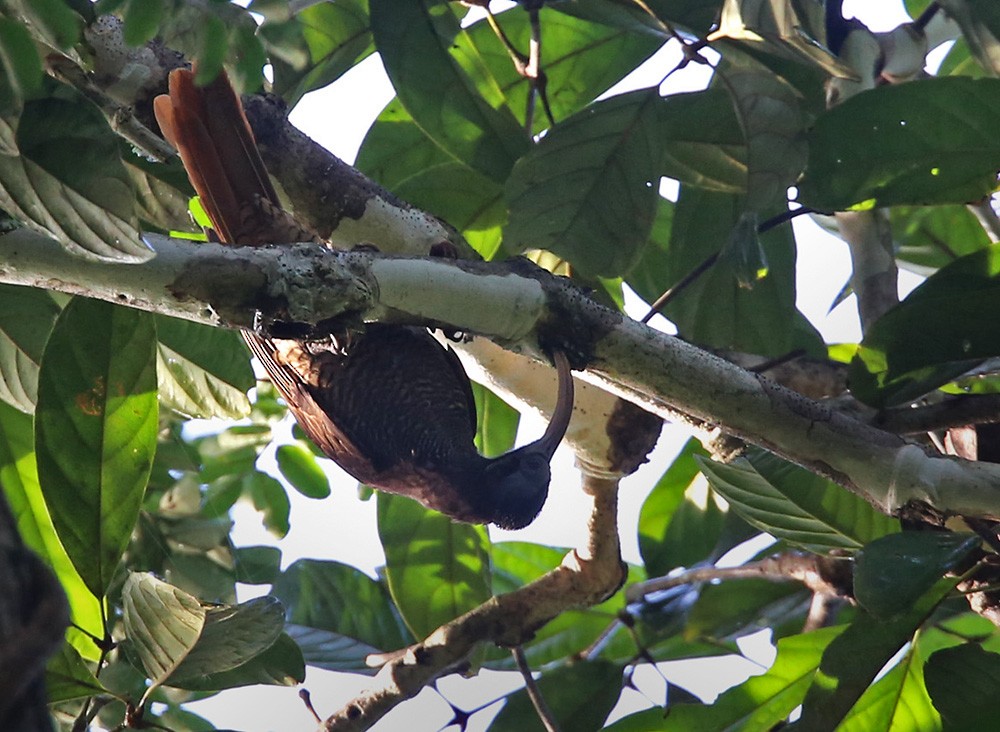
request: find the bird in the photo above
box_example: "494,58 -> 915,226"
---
153,68 -> 573,530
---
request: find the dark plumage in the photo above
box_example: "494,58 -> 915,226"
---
154,69 -> 573,529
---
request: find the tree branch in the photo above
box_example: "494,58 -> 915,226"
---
7,229 -> 1000,520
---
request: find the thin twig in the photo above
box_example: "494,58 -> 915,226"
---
512,646 -> 560,732
641,252 -> 718,323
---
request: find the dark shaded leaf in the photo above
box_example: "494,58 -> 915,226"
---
849,244 -> 1000,407
370,0 -> 528,182
234,545 -> 282,585
0,284 -> 61,412
854,531 -> 979,618
0,19 -> 43,104
489,660 -> 623,731
36,298 -> 157,598
924,643 -> 1000,730
798,78 -> 1000,211
123,0 -> 164,46
504,88 -> 662,277
377,493 -> 491,638
167,632 -> 304,691
45,643 -> 105,703
272,559 -> 412,671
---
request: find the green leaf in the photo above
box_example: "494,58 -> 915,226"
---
167,632 -> 305,691
796,578 -> 958,731
0,98 -> 149,262
471,382 -> 519,458
169,597 -> 286,683
123,0 -> 164,46
377,493 -> 491,638
370,0 -> 528,182
122,572 -> 206,688
234,545 -> 282,585
836,641 -> 940,732
0,401 -> 102,643
937,0 -> 1000,76
7,0 -> 83,51
606,626 -> 845,731
504,88 -> 663,277
685,579 -> 810,642
272,559 -> 413,672
638,439 -> 710,576
697,450 -> 899,552
849,244 -> 1000,407
45,643 -> 105,703
267,0 -> 373,106
854,532 -> 979,618
892,204 -> 992,275
155,316 -> 252,419
36,298 -> 158,598
489,660 -> 623,731
0,19 -> 43,103
275,442 -> 330,499
0,284 -> 62,412
653,187 -> 800,356
924,643 -> 1000,730
798,78 -> 1000,211
243,471 -> 290,538
195,424 -> 271,482
193,15 -> 228,87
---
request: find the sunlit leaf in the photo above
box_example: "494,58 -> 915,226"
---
471,382 -> 519,458
377,493 -> 491,638
275,442 -> 330,498
36,298 -> 157,598
697,449 -> 899,552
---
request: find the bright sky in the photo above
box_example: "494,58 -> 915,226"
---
190,2 -> 923,729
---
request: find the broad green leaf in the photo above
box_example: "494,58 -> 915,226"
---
124,154 -> 194,234
123,0 -> 164,46
0,19 -> 42,104
557,0 -> 722,36
653,187 -> 800,356
638,439 -> 711,576
471,382 -> 519,458
244,471 -> 291,538
697,450 -> 899,552
36,298 -> 158,598
837,641 -> 940,732
606,626 -> 845,731
169,597 -> 286,683
377,493 -> 491,638
720,50 -> 807,212
484,542 -> 641,668
625,197 -> 674,306
796,578 -> 957,731
122,572 -> 206,688
167,632 -> 305,691
0,283 -> 62,413
798,78 -> 1000,211
504,88 -> 662,277
658,89 -> 747,193
155,315 -> 252,419
461,5 -> 661,134
370,0 -> 528,183
193,15 -> 228,87
0,401 -> 102,642
892,204 -> 992,275
7,0 -> 83,51
272,559 -> 413,672
0,97 -> 150,262
489,660 -> 624,731
849,244 -> 1000,407
924,643 -> 1000,729
194,424 -> 271,482
275,442 -> 330,499
234,545 -> 282,585
854,532 -> 979,618
45,643 -> 105,703
266,0 -> 373,106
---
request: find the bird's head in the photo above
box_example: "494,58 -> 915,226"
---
478,350 -> 574,530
